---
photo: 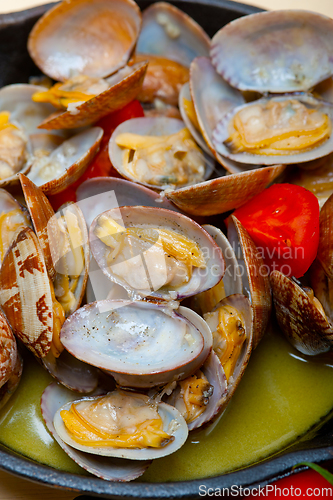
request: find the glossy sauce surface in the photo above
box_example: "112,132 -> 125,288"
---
0,328 -> 333,481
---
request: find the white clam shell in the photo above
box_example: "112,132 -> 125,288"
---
41,383 -> 151,480
89,206 -> 225,301
109,116 -> 214,190
211,10 -> 333,93
53,389 -> 189,460
137,1 -> 210,67
60,299 -> 211,389
213,95 -> 333,165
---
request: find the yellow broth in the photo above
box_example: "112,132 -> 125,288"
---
0,327 -> 333,481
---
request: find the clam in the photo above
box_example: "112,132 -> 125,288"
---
53,388 -> 188,460
165,164 -> 285,216
227,216 -> 272,348
0,188 -> 31,266
27,127 -> 103,195
89,206 -> 224,301
42,382 -> 152,480
137,2 -> 210,67
271,270 -> 333,355
0,227 -> 54,358
35,62 -> 148,130
131,54 -> 189,107
210,10 -> 333,93
190,224 -> 242,316
204,294 -> 253,411
109,117 -> 214,190
28,0 -> 141,82
212,95 -> 333,166
165,350 -> 227,431
60,299 -> 212,389
317,192 -> 333,281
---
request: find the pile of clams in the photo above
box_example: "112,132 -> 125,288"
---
0,0 -> 332,483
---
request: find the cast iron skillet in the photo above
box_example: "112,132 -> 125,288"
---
0,1 -> 332,498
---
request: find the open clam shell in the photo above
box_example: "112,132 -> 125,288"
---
0,84 -> 59,136
38,62 -> 148,130
213,95 -> 333,166
189,57 -> 245,156
28,127 -> 103,195
76,177 -> 181,230
0,188 -> 31,265
109,116 -> 214,190
211,10 -> 333,93
271,270 -> 333,355
28,0 -> 141,82
165,164 -> 285,216
60,299 -> 211,389
137,1 -> 210,67
89,206 -> 225,301
41,350 -> 101,394
204,294 -> 253,413
178,82 -> 212,155
53,388 -> 188,460
228,216 -> 272,349
42,382 -> 151,480
0,227 -> 53,358
132,53 -> 189,107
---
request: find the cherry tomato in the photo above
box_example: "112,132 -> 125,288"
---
48,100 -> 144,211
243,461 -> 333,498
232,183 -> 320,278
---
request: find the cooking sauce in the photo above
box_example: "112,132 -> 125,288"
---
0,326 -> 333,481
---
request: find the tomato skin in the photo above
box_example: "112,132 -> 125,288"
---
47,100 -> 144,211
243,462 -> 333,498
232,184 -> 320,278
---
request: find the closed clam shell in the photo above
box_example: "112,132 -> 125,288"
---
89,206 -> 225,301
228,216 -> 272,349
211,10 -> 333,93
53,388 -> 188,460
42,382 -> 151,480
213,95 -> 333,165
28,0 -> 141,82
38,62 -> 148,130
165,164 -> 285,216
310,258 -> 333,323
271,270 -> 333,355
28,127 -> 103,195
137,1 -> 210,67
0,227 -> 53,358
60,300 -> 210,389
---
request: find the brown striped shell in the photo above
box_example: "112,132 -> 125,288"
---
0,227 -> 53,358
0,309 -> 18,390
317,192 -> 333,281
271,270 -> 333,355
